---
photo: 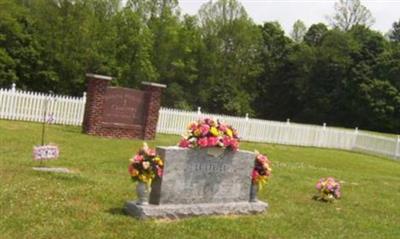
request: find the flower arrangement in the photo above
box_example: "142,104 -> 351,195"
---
314,177 -> 341,202
128,143 -> 163,186
33,144 -> 59,161
252,151 -> 272,188
178,118 -> 240,151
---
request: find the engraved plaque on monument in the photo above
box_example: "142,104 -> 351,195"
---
83,73 -> 166,139
102,87 -> 147,126
124,147 -> 268,219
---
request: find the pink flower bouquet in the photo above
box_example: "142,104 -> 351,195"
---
178,118 -> 240,151
128,143 -> 163,185
314,177 -> 341,202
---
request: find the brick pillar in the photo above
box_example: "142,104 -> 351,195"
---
142,82 -> 167,140
82,73 -> 112,134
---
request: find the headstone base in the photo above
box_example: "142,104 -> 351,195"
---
124,201 -> 268,220
32,167 -> 72,174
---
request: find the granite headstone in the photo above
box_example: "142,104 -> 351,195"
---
125,146 -> 268,219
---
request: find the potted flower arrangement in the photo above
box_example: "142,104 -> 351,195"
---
314,177 -> 341,202
128,143 -> 163,205
250,151 -> 272,202
178,118 -> 240,156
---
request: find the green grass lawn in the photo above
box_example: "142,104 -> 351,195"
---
1,120 -> 400,239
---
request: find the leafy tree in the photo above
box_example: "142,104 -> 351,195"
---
304,23 -> 328,46
255,22 -> 294,119
389,19 -> 400,42
197,0 -> 262,115
0,0 -> 54,91
291,20 -> 307,43
328,0 -> 375,31
113,6 -> 156,88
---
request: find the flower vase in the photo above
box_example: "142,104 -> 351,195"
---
135,181 -> 149,205
250,183 -> 258,202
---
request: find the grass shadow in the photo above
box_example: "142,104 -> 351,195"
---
106,207 -> 128,217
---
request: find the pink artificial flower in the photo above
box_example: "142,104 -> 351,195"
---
146,148 -> 156,157
199,124 -> 210,136
222,136 -> 231,147
256,154 -> 267,163
179,139 -> 190,148
230,139 -> 239,151
315,182 -> 322,190
335,191 -> 341,198
218,124 -> 227,132
156,166 -> 163,177
207,137 -> 219,147
134,154 -> 144,162
198,137 -> 208,148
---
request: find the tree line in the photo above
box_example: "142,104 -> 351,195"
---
0,0 -> 399,133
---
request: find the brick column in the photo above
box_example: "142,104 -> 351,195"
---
142,82 -> 167,140
82,73 -> 112,134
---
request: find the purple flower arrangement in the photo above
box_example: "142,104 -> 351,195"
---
314,177 -> 341,202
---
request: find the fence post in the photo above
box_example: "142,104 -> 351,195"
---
352,127 -> 359,150
10,83 -> 17,119
286,118 -> 290,125
395,136 -> 400,160
197,107 -> 201,115
244,113 -> 249,140
80,92 -> 87,125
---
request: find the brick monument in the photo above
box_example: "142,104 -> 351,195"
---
82,73 -> 166,139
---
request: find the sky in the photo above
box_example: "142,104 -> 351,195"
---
178,0 -> 400,35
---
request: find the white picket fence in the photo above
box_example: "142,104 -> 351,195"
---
1,85 -> 399,159
157,109 -> 400,160
0,84 -> 86,126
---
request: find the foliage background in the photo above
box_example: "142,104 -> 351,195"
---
0,0 -> 399,133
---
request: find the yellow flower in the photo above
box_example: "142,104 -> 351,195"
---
226,129 -> 233,137
138,174 -> 146,182
210,127 -> 219,136
153,157 -> 163,166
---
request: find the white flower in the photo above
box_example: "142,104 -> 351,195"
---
142,161 -> 150,170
